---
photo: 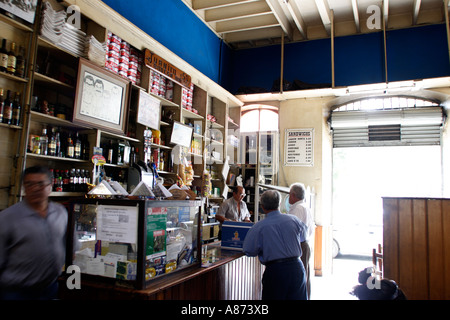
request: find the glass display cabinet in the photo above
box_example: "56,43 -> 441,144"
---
66,198 -> 203,289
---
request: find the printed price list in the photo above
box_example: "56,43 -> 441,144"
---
285,129 -> 314,166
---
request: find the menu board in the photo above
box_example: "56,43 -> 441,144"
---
284,128 -> 314,166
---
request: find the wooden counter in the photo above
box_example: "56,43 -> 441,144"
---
59,244 -> 264,300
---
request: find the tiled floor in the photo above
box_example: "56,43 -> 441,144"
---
310,255 -> 373,300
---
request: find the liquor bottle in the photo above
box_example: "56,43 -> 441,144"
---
75,169 -> 83,192
107,140 -> 114,164
0,88 -> 4,123
74,132 -> 81,159
0,39 -> 7,73
40,128 -> 48,155
55,130 -> 61,157
14,46 -> 25,78
69,168 -> 76,192
6,42 -> 16,75
79,169 -> 85,193
49,128 -> 56,156
82,135 -> 90,160
32,137 -> 40,154
62,169 -> 70,192
2,90 -> 12,124
12,92 -> 21,126
50,169 -> 55,192
67,133 -> 74,158
56,170 -> 63,192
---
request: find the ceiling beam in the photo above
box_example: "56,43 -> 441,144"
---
286,0 -> 307,39
193,0 -> 258,10
413,0 -> 421,25
383,0 -> 389,28
265,0 -> 294,40
216,15 -> 280,33
314,0 -> 332,35
224,25 -> 283,42
205,1 -> 272,22
351,0 -> 360,33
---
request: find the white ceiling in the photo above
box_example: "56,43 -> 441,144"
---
182,0 -> 447,49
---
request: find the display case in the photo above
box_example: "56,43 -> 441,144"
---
66,198 -> 203,289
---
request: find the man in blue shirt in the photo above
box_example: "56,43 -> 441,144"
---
243,190 -> 308,300
0,166 -> 68,300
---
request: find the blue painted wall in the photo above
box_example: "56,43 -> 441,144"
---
335,32 -> 385,86
386,24 -> 450,82
102,0 -> 223,83
102,1 -> 450,95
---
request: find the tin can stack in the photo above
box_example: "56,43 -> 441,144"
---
105,31 -> 142,86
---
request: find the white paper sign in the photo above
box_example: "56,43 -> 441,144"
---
284,128 -> 314,166
97,205 -> 138,243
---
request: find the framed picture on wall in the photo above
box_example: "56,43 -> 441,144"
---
73,58 -> 130,134
136,89 -> 161,131
0,0 -> 38,23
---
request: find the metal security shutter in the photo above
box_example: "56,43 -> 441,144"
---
331,107 -> 444,147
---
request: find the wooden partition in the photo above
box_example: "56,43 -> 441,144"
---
383,197 -> 450,300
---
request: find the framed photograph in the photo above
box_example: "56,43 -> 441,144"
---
170,121 -> 193,148
136,89 -> 161,131
0,0 -> 38,24
74,58 -> 130,134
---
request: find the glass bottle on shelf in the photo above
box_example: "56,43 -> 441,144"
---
6,42 -> 16,75
2,90 -> 12,124
74,132 -> 81,159
55,129 -> 61,157
67,133 -> 74,158
40,128 -> 48,155
63,169 -> 70,192
50,169 -> 55,191
14,46 -> 25,78
74,168 -> 81,192
12,92 -> 20,126
107,140 -> 114,164
69,168 -> 75,192
0,39 -> 7,73
56,170 -> 63,192
32,136 -> 41,154
49,128 -> 56,156
0,88 -> 4,122
82,135 -> 90,160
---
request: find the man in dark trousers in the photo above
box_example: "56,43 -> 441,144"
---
0,166 -> 68,300
243,190 -> 308,300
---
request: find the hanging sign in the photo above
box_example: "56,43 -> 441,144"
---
284,128 -> 314,166
144,49 -> 191,88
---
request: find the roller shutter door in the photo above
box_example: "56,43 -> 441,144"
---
330,107 -> 444,148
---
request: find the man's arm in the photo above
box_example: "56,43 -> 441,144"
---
243,226 -> 259,257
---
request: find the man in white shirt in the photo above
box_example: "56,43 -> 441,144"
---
216,186 -> 251,223
288,183 -> 315,299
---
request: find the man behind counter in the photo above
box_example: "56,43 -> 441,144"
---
215,186 -> 251,223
